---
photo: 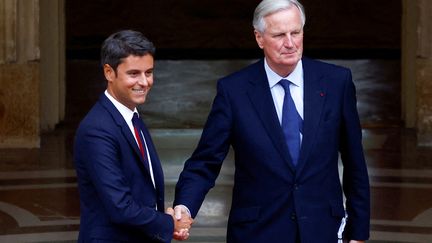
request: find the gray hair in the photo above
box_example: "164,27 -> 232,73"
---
253,0 -> 306,33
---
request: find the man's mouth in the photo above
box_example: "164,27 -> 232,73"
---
281,51 -> 296,55
132,88 -> 145,94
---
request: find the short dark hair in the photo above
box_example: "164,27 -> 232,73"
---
101,30 -> 156,72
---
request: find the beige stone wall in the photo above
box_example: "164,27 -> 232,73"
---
0,63 -> 39,147
417,59 -> 432,146
0,0 -> 40,148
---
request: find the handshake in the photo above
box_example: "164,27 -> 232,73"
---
166,205 -> 194,241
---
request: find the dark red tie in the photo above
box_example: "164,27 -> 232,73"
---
132,112 -> 146,160
132,112 -> 153,185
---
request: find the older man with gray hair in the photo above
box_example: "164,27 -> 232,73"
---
173,0 -> 370,242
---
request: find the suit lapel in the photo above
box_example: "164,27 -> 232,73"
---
296,58 -> 327,175
140,120 -> 165,208
98,94 -> 156,183
122,125 -> 146,167
98,94 -> 164,209
247,60 -> 296,173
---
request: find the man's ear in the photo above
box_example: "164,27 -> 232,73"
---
103,64 -> 115,82
254,30 -> 264,49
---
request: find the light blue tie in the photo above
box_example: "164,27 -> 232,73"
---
280,79 -> 303,165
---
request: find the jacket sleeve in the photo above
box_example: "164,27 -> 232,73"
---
174,79 -> 233,217
339,70 -> 370,240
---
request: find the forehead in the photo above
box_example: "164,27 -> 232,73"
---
264,7 -> 302,30
118,54 -> 154,70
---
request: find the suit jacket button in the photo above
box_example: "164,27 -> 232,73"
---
291,213 -> 297,220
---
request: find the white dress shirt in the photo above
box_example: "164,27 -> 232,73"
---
264,59 -> 304,124
104,90 -> 156,188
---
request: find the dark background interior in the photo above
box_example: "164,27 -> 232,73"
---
66,0 -> 401,60
64,0 -> 402,129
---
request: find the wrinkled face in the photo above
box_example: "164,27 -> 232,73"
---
104,54 -> 154,111
255,6 -> 303,76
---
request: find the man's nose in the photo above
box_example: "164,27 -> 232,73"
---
138,74 -> 149,85
283,35 -> 294,48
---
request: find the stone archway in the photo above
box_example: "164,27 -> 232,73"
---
1,0 -> 432,147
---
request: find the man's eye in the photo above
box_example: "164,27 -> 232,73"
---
145,70 -> 153,77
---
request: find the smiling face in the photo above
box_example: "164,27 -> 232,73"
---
104,54 -> 154,111
255,6 -> 303,77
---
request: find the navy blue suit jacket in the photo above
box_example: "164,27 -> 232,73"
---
74,94 -> 173,242
175,58 -> 370,242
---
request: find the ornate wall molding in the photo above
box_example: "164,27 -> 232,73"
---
0,0 -> 39,64
418,0 -> 432,59
0,0 -> 17,63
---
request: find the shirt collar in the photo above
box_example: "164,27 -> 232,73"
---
104,90 -> 138,122
264,59 -> 304,88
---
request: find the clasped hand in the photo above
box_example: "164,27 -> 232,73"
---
166,205 -> 193,241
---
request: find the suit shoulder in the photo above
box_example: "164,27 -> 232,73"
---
218,59 -> 263,86
76,101 -> 117,134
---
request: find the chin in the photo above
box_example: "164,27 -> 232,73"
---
281,57 -> 300,66
134,97 -> 147,105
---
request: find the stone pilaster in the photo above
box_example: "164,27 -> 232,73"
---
401,0 -> 418,128
417,59 -> 432,146
416,0 -> 432,146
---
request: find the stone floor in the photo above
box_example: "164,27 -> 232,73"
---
1,59 -> 432,242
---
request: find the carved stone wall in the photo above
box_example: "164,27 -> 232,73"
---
0,63 -> 39,147
0,0 -> 40,148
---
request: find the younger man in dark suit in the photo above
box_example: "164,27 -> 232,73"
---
74,30 -> 192,243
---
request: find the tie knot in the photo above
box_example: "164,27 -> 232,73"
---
279,79 -> 292,91
132,112 -> 140,126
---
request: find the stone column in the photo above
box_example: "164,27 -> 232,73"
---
0,0 -> 40,148
416,0 -> 432,146
401,0 -> 417,129
39,0 -> 65,132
